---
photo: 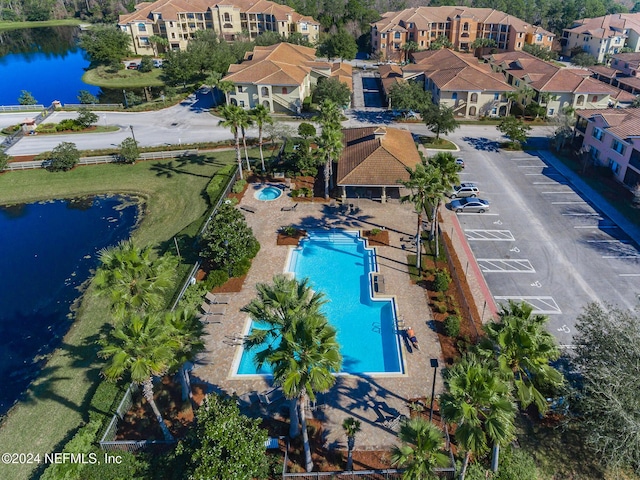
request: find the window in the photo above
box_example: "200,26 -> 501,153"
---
608,158 -> 621,174
394,43 -> 400,49
548,108 -> 554,116
139,37 -> 149,45
590,146 -> 600,160
592,95 -> 598,102
491,108 -> 497,115
261,86 -> 269,96
469,106 -> 476,115
224,13 -> 231,22
536,34 -> 542,41
470,93 -> 478,102
611,138 -> 626,155
463,22 -> 469,32
592,127 -> 604,141
301,23 -> 307,31
239,100 -> 245,107
138,23 -> 146,32
282,87 -> 288,94
381,34 -> 386,39
237,86 -> 244,93
394,32 -> 401,39
494,93 -> 500,100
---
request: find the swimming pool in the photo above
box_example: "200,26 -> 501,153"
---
254,186 -> 283,201
235,230 -> 404,375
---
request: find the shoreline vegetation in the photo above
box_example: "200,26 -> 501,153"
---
82,66 -> 165,88
0,19 -> 83,32
0,151 -> 240,480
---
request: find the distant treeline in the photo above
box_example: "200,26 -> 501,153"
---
1,0 -> 638,38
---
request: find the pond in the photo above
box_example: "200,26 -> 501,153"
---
0,26 -> 101,105
0,196 -> 138,416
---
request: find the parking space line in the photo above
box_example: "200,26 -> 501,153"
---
517,165 -> 546,168
533,181 -> 568,185
603,255 -> 640,259
587,239 -> 629,243
478,259 -> 535,273
525,173 -> 563,176
494,296 -> 562,314
551,201 -> 585,205
541,191 -> 575,194
620,273 -> 640,276
456,212 -> 499,216
562,213 -> 601,217
574,225 -> 619,229
464,229 -> 515,241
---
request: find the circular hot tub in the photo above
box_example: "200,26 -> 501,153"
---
254,186 -> 283,201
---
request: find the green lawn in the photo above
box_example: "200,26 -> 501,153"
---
419,136 -> 457,150
82,65 -> 165,88
0,151 -> 241,480
0,19 -> 82,32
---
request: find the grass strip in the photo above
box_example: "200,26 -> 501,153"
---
0,151 -> 243,480
0,19 -> 82,32
82,66 -> 165,88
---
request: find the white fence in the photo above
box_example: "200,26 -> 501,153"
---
0,104 -> 46,112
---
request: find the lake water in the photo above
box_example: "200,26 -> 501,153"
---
0,196 -> 138,415
0,26 -> 101,105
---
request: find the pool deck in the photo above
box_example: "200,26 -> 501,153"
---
192,184 -> 448,451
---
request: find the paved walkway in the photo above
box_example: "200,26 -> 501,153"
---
191,188 -> 447,450
191,179 -> 502,450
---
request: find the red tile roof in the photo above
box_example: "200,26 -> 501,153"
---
577,108 -> 640,139
337,127 -> 421,186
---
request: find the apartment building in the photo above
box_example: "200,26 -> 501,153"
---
574,108 -> 640,189
371,7 -> 554,63
224,43 -> 352,114
118,0 -> 320,55
388,49 -> 514,117
486,51 -> 635,116
562,13 -> 640,63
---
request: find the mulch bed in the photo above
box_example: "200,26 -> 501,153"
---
277,229 -> 307,246
291,175 -> 328,203
363,230 -> 390,246
212,274 -> 247,293
116,377 -> 205,441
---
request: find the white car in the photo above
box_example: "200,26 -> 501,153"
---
455,157 -> 465,168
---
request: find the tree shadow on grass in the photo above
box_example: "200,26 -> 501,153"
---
149,156 -> 219,179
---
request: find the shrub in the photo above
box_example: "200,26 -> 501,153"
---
204,269 -> 229,290
494,446 -> 539,480
444,315 -> 460,337
434,268 -> 451,292
282,225 -> 297,236
76,107 -> 99,128
435,303 -> 448,314
46,142 -> 80,172
231,257 -> 252,277
139,56 -> 154,72
178,282 -> 208,312
232,179 -> 247,194
36,123 -> 58,133
370,228 -> 381,235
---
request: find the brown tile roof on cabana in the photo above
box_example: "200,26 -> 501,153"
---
336,127 -> 421,187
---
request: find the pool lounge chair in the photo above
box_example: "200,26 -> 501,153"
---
281,203 -> 298,212
240,205 -> 256,214
205,292 -> 232,304
200,302 -> 226,316
258,387 -> 283,405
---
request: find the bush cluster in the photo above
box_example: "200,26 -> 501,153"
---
444,315 -> 460,337
434,268 -> 452,292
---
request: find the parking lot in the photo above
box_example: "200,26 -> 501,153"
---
450,141 -> 640,346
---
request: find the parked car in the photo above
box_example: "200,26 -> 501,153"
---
126,62 -> 138,70
448,182 -> 479,198
450,198 -> 490,213
455,157 -> 465,168
153,58 -> 163,68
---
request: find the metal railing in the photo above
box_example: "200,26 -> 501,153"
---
62,103 -> 123,110
0,104 -> 46,111
99,163 -> 240,452
6,149 -> 199,171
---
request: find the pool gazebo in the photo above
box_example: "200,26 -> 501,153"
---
336,126 -> 422,203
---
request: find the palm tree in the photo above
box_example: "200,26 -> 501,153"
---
390,417 -> 450,480
149,35 -> 168,57
317,99 -> 342,130
440,353 -> 516,479
93,240 -> 178,321
163,308 -> 205,402
478,300 -> 564,415
218,104 -> 247,180
504,90 -> 519,116
250,104 -> 273,172
242,275 -> 342,472
429,152 -> 461,257
316,126 -> 344,199
342,417 -> 361,471
399,158 -> 442,271
239,109 -> 253,171
402,41 -> 420,63
99,312 -> 178,441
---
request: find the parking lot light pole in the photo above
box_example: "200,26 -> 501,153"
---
129,125 -> 137,144
429,358 -> 439,423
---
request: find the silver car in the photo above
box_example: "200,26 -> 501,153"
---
449,182 -> 479,198
450,198 -> 490,213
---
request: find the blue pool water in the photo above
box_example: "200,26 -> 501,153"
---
254,186 -> 283,201
236,230 -> 403,375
